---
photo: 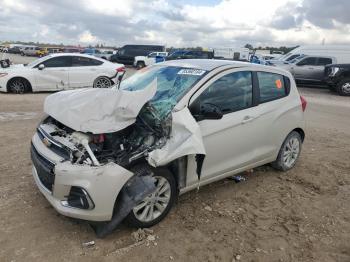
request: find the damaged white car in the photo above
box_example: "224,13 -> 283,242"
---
31,60 -> 306,237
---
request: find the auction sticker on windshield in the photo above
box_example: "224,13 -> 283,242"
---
177,69 -> 206,76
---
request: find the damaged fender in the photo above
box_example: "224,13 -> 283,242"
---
44,80 -> 157,134
147,107 -> 206,178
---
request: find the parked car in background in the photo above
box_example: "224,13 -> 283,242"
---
165,50 -> 214,60
101,50 -> 115,60
269,45 -> 350,66
325,64 -> 350,96
81,48 -> 113,60
62,47 -> 81,53
110,45 -> 165,64
0,45 -> 8,53
0,53 -> 125,93
21,46 -> 40,56
8,46 -> 23,54
278,55 -> 335,85
35,47 -> 49,57
133,51 -> 168,69
214,48 -> 249,61
30,59 -> 306,237
47,47 -> 62,54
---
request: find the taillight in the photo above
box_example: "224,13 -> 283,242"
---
116,67 -> 125,72
300,95 -> 307,112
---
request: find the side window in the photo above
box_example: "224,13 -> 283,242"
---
148,52 -> 157,57
196,71 -> 253,114
297,57 -> 317,66
72,56 -> 103,66
257,72 -> 287,103
286,54 -> 300,61
42,56 -> 71,68
317,57 -> 332,66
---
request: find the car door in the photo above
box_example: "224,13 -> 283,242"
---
292,57 -> 318,81
312,57 -> 333,81
69,56 -> 104,88
187,70 -> 262,183
33,56 -> 71,90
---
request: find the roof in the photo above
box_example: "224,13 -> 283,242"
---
161,59 -> 262,71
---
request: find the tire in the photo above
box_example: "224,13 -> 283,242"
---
8,78 -> 30,94
93,76 -> 112,88
136,61 -> 145,69
272,131 -> 302,171
125,167 -> 177,228
336,78 -> 350,96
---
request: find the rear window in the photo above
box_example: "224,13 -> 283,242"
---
72,56 -> 103,66
317,58 -> 332,66
257,72 -> 287,103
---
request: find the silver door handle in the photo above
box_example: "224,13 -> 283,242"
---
241,116 -> 255,124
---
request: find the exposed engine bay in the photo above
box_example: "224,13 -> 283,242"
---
40,102 -> 172,168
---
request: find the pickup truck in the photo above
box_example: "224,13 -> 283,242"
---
81,48 -> 115,60
133,52 -> 168,69
324,64 -> 350,96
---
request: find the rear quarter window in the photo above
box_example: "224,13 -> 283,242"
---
257,72 -> 289,103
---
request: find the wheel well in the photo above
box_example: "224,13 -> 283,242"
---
7,77 -> 32,92
292,128 -> 305,142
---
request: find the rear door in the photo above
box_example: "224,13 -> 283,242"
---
313,57 -> 333,81
33,56 -> 71,90
69,56 -> 104,88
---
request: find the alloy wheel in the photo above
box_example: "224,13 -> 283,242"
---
282,137 -> 300,169
341,82 -> 350,94
132,176 -> 171,223
95,77 -> 112,88
10,80 -> 25,93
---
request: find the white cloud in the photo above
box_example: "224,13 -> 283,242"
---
78,30 -> 98,44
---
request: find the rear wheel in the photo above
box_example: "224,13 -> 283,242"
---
336,78 -> 350,96
93,76 -> 112,88
125,167 -> 177,228
8,78 -> 30,94
136,61 -> 145,69
272,131 -> 302,171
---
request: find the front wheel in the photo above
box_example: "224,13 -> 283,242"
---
272,131 -> 302,171
125,167 -> 177,228
8,78 -> 28,94
136,61 -> 145,69
336,78 -> 350,96
93,76 -> 112,88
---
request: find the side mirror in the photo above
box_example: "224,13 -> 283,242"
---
190,100 -> 223,121
38,64 -> 45,70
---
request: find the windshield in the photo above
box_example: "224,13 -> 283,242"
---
120,65 -> 207,119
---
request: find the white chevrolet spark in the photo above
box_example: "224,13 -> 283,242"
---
31,60 -> 306,237
0,53 -> 125,93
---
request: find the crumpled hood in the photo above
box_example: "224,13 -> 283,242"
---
44,80 -> 157,134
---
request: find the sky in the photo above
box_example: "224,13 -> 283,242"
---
1,0 -> 350,47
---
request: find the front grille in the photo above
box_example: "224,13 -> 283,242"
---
37,127 -> 70,160
31,143 -> 55,191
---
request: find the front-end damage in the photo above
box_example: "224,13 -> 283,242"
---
32,78 -> 206,237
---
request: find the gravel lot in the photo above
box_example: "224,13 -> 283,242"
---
1,54 -> 349,262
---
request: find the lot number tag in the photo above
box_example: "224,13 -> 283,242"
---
178,69 -> 206,76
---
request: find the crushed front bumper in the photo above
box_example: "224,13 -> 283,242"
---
31,132 -> 134,221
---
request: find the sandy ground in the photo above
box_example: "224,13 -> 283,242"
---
0,54 -> 350,262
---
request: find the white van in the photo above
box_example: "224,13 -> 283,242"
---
213,48 -> 250,61
272,45 -> 350,65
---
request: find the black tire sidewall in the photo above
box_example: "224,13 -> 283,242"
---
93,77 -> 111,88
9,79 -> 27,94
273,131 -> 302,171
336,78 -> 350,96
125,167 -> 177,228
